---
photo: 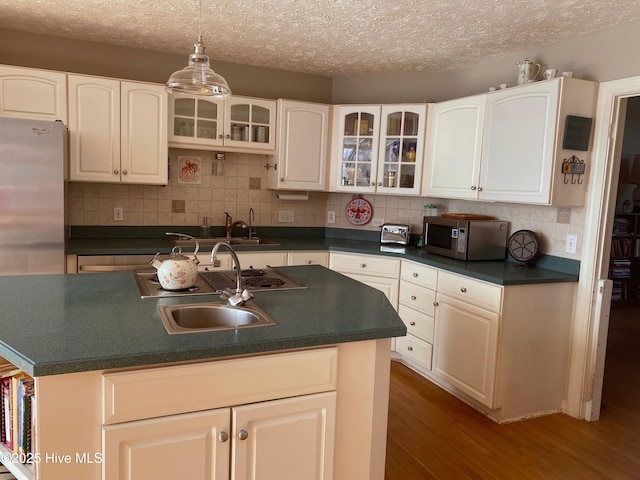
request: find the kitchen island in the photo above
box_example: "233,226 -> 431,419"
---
0,265 -> 405,479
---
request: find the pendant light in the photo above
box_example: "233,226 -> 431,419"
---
165,0 -> 232,98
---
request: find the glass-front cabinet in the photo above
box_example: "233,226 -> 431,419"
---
376,105 -> 426,195
168,95 -> 276,152
337,106 -> 381,193
333,104 -> 427,195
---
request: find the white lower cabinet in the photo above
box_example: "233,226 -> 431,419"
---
395,261 -> 437,370
432,293 -> 500,408
103,392 -> 336,480
236,251 -> 288,269
329,252 -> 400,309
287,250 -> 329,267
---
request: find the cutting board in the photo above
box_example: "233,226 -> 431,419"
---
441,213 -> 495,220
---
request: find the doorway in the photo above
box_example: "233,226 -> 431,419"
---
570,76 -> 640,421
601,96 -> 640,418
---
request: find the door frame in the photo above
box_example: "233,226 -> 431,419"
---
565,75 -> 640,420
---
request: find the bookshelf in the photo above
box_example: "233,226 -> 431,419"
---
610,213 -> 640,308
0,358 -> 35,480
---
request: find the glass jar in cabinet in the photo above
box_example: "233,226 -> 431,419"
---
168,95 -> 224,148
377,105 -> 427,195
334,105 -> 381,193
224,97 -> 276,151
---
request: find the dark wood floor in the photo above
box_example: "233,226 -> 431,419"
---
385,307 -> 640,480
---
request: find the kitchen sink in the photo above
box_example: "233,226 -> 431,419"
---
158,301 -> 276,334
168,236 -> 280,248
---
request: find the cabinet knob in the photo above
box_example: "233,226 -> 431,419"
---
218,432 -> 229,442
410,321 -> 416,326
238,430 -> 249,441
460,287 -> 467,293
376,182 -> 382,186
407,346 -> 413,352
411,295 -> 417,301
113,169 -> 119,175
307,260 -> 313,264
471,185 -> 476,191
412,272 -> 418,278
219,134 -> 224,139
280,177 -> 285,182
122,170 -> 127,175
360,263 -> 367,268
226,134 -> 231,139
433,301 -> 438,307
477,186 -> 483,192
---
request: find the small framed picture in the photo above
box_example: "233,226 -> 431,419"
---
178,156 -> 201,184
563,115 -> 593,151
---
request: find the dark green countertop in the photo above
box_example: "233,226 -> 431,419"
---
67,235 -> 579,286
0,265 -> 406,377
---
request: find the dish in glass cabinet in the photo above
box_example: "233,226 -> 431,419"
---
345,197 -> 373,225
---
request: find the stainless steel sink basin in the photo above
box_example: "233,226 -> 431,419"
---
169,236 -> 280,248
158,301 -> 276,334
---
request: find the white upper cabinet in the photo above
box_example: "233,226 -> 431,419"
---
267,99 -> 330,191
376,104 -> 427,195
331,104 -> 427,195
168,94 -> 276,153
423,95 -> 485,199
68,75 -> 168,184
331,105 -> 381,193
424,78 -> 597,205
0,64 -> 68,124
480,78 -> 597,205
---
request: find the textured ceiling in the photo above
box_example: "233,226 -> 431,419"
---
1,0 -> 640,76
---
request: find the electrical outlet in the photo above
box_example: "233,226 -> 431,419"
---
278,210 -> 294,223
327,211 -> 336,224
566,234 -> 577,254
372,218 -> 385,227
113,207 -> 124,222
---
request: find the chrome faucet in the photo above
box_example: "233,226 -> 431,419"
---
224,211 -> 248,238
210,242 -> 252,306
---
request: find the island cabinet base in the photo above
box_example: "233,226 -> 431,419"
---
33,339 -> 392,480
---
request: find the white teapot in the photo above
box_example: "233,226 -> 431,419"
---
150,233 -> 200,290
517,58 -> 540,85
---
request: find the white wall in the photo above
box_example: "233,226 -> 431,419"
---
332,20 -> 640,104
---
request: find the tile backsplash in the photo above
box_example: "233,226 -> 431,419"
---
68,149 -> 585,259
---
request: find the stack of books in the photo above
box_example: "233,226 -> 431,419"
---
0,359 -> 34,464
613,217 -> 631,235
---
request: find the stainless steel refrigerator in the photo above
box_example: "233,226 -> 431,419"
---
0,117 -> 67,275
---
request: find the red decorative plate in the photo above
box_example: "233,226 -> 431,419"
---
345,197 -> 373,225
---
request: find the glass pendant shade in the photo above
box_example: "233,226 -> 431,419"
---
166,36 -> 232,98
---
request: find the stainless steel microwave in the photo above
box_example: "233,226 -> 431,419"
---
422,216 -> 509,261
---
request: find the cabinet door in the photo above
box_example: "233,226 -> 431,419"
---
68,75 -> 121,182
423,95 -> 484,199
287,251 -> 329,267
376,104 -> 427,195
120,81 -> 168,184
232,392 -> 336,480
168,95 -> 224,147
0,65 -> 68,124
103,408 -> 230,480
268,99 -> 330,191
225,97 -> 276,151
433,293 -> 499,408
480,83 -> 559,204
236,252 -> 288,268
333,105 -> 381,193
341,272 -> 399,310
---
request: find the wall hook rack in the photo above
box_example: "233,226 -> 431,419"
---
562,155 -> 585,184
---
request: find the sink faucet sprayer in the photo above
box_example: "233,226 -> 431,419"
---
210,242 -> 253,306
224,211 -> 249,239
